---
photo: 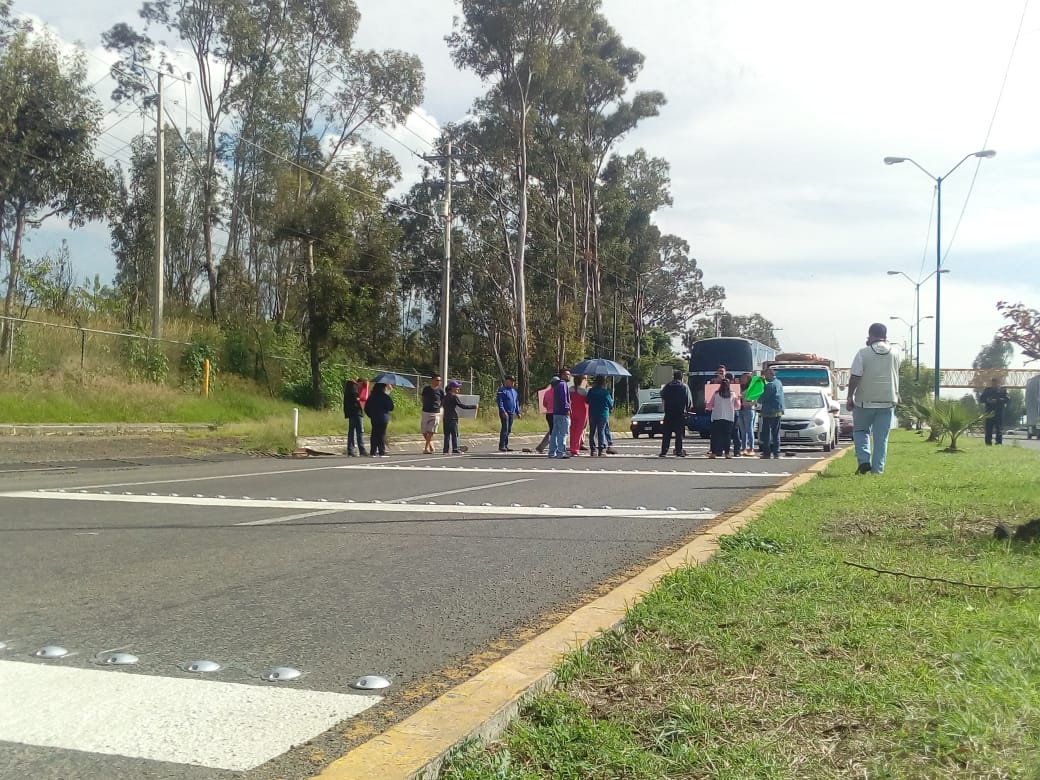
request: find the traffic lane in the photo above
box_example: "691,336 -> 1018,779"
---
0,740 -> 233,780
0,498 -> 724,694
0,455 -> 355,494
0,441 -> 817,498
2,459 -> 801,514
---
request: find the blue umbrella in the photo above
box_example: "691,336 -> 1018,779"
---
371,372 -> 417,388
569,358 -> 632,377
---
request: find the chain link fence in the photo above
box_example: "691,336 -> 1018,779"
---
0,314 -> 481,406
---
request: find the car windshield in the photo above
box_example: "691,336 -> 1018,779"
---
637,403 -> 662,414
785,391 -> 825,410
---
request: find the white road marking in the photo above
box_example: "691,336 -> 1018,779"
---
389,478 -> 534,503
335,465 -> 791,478
0,466 -> 75,474
0,490 -> 718,521
72,464 -> 351,491
237,509 -> 342,527
0,659 -> 378,771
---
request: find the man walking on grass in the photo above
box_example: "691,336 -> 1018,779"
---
420,374 -> 445,455
846,322 -> 901,474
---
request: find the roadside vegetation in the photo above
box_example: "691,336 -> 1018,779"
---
0,355 -> 630,452
440,432 -> 1040,779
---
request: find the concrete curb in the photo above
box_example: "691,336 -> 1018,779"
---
315,446 -> 851,780
0,423 -> 217,436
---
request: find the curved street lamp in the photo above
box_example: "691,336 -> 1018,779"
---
883,149 -> 996,398
886,270 -> 948,380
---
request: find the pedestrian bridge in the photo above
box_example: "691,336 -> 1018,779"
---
834,368 -> 1039,389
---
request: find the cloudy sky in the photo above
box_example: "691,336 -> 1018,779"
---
19,0 -> 1040,372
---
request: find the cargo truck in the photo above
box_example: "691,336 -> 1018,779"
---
1027,375 -> 1039,439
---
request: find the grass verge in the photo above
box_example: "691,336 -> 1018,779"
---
440,432 -> 1040,779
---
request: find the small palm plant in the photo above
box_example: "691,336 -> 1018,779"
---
900,396 -> 937,439
929,399 -> 989,452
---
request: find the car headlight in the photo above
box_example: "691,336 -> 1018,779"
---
813,416 -> 826,425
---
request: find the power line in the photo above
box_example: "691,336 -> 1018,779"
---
941,0 -> 1030,265
917,187 -> 936,282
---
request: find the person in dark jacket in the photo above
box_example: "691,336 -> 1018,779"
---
979,378 -> 1010,445
757,366 -> 786,459
364,383 -> 394,456
659,370 -> 693,457
442,380 -> 477,454
585,376 -> 614,456
548,369 -> 572,458
343,379 -> 367,456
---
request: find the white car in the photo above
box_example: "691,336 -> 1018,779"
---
779,387 -> 839,452
630,401 -> 665,438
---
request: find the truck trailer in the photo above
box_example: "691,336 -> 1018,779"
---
1026,375 -> 1039,439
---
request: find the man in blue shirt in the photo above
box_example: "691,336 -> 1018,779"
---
496,375 -> 521,451
757,367 -> 786,459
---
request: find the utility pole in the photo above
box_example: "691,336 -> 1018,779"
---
441,140 -> 452,383
152,72 -> 165,340
422,141 -> 455,382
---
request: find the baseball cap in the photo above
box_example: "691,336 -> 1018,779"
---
447,380 -> 461,388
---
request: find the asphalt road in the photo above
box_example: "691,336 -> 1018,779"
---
0,436 -> 837,780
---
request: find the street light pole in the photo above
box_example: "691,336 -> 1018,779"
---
934,173 -> 942,400
889,316 -> 913,355
883,150 -> 995,398
887,269 -> 946,380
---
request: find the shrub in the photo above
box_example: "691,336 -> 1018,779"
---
120,336 -> 170,384
181,341 -> 218,389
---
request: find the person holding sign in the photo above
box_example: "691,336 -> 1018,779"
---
738,372 -> 763,455
442,380 -> 476,454
757,367 -> 785,459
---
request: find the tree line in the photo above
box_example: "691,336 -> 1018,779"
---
0,0 -> 781,407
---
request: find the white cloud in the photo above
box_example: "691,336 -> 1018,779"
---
18,0 -> 1040,371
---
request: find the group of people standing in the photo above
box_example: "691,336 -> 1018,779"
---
419,374 -> 476,455
344,373 -> 478,457
523,370 -> 618,458
342,319 -> 907,475
343,377 -> 391,457
657,367 -> 786,459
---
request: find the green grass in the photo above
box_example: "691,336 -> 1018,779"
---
440,433 -> 1040,779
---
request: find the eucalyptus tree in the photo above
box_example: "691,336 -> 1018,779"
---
274,147 -> 404,406
269,0 -> 422,324
598,150 -> 724,371
448,0 -> 602,400
0,28 -> 112,349
104,0 -> 258,319
399,129 -> 523,383
110,127 -> 207,325
535,13 -> 664,349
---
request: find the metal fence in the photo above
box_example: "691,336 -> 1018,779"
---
0,314 -> 480,404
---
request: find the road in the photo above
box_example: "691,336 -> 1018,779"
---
0,436 -> 835,780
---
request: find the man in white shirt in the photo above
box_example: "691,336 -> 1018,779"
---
845,322 -> 901,474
